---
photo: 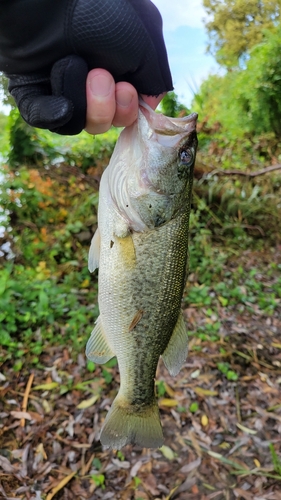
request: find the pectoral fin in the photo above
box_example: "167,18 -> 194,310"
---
115,233 -> 136,268
161,312 -> 188,376
88,228 -> 100,273
86,316 -> 115,364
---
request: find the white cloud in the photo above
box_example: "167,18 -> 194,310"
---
152,0 -> 206,30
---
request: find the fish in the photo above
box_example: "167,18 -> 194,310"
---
86,101 -> 198,449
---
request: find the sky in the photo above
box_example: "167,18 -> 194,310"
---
0,0 -> 219,112
152,0 -> 219,107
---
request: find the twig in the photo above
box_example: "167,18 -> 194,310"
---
192,192 -> 224,227
231,469 -> 281,480
267,403 -> 281,412
234,351 -> 275,370
200,163 -> 281,178
80,452 -> 96,477
54,433 -> 91,449
184,440 -> 281,480
220,224 -> 265,236
46,470 -> 76,500
235,386 -> 241,424
20,373 -> 34,427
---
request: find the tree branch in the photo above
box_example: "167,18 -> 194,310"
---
202,164 -> 281,178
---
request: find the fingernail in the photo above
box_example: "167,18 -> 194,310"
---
116,89 -> 133,108
89,74 -> 113,97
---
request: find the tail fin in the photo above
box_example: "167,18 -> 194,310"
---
100,396 -> 164,450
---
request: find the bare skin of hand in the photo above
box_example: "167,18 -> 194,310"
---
85,68 -> 165,135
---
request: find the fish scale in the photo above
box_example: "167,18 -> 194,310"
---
103,212 -> 188,390
86,102 -> 198,449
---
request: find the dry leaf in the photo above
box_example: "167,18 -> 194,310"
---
179,457 -> 201,473
46,471 -> 76,500
194,387 -> 218,397
159,398 -> 178,407
201,414 -> 208,426
236,423 -> 257,435
33,382 -> 59,390
10,411 -> 32,420
76,394 -> 99,409
160,445 -> 175,460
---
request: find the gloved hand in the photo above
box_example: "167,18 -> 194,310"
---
0,0 -> 173,135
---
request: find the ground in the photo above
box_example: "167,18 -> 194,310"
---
0,247 -> 281,500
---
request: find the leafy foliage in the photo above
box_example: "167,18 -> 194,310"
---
1,88 -> 281,365
0,3 -> 280,495
160,91 -> 189,117
0,113 -> 118,361
193,28 -> 281,138
0,72 -> 14,107
203,0 -> 281,68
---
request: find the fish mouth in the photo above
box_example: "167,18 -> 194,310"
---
139,98 -> 198,137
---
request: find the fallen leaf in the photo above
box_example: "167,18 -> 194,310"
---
130,460 -> 143,478
179,457 -> 201,473
33,382 -> 59,390
236,423 -> 257,435
191,484 -> 199,494
201,414 -> 208,426
46,471 -> 76,500
142,473 -> 160,496
76,394 -> 99,409
271,343 -> 281,348
0,456 -> 16,473
164,382 -> 176,397
160,445 -> 175,460
166,485 -> 179,500
159,398 -> 178,407
194,387 -> 218,397
233,488 -> 253,500
10,411 -> 32,420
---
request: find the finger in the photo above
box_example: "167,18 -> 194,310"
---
85,69 -> 116,135
140,92 -> 166,111
50,55 -> 88,134
112,82 -> 138,127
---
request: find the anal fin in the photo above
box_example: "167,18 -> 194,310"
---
86,315 -> 115,364
161,312 -> 188,376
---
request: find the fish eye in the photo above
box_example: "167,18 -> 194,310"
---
179,148 -> 194,166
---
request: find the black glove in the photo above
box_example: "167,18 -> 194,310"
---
0,0 -> 173,135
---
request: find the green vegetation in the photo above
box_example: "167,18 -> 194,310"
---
0,111 -> 117,364
193,28 -> 281,139
203,0 -> 281,68
1,90 -> 281,368
269,443 -> 281,477
0,3 -> 281,374
0,4 -> 281,494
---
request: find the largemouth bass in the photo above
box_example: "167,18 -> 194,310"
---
86,102 -> 198,449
